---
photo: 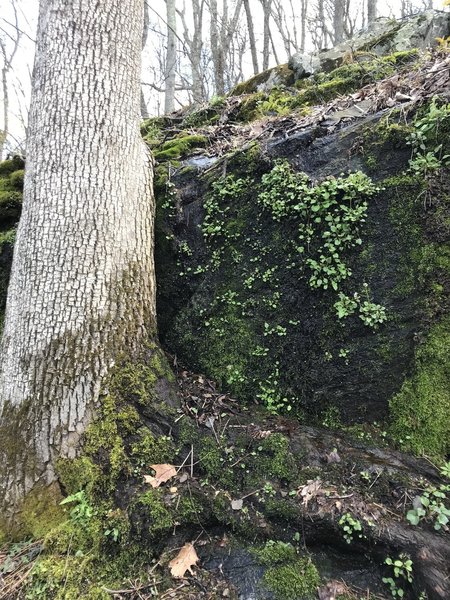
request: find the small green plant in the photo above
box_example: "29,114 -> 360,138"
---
439,461 -> 450,479
334,283 -> 387,330
407,99 -> 450,187
104,526 -> 120,542
60,490 -> 95,526
339,513 -> 363,543
382,554 -> 413,598
406,484 -> 450,530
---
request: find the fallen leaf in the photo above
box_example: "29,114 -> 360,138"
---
327,449 -> 341,463
144,464 -> 177,488
169,543 -> 199,578
231,498 -> 243,510
299,480 -> 322,507
169,486 -> 178,493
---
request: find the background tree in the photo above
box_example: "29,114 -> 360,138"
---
165,0 -> 177,113
0,0 -> 156,525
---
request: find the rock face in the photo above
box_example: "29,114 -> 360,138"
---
151,46 -> 450,457
313,11 -> 450,73
283,11 -> 450,89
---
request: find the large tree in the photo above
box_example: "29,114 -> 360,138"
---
0,0 -> 155,527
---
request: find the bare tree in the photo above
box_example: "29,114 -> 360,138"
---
178,0 -> 206,104
367,0 -> 377,24
0,1 -> 21,158
260,0 -> 273,70
243,0 -> 258,74
165,0 -> 177,113
333,0 -> 345,43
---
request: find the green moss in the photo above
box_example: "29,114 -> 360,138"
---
390,317 -> 450,457
0,156 -> 24,176
130,429 -> 174,468
153,134 -> 208,161
251,541 -> 320,600
0,189 -> 22,219
263,559 -> 320,600
136,489 -> 173,537
57,456 -> 101,496
231,64 -> 294,96
254,433 -> 298,482
9,169 -> 24,190
141,116 -> 166,146
252,540 -> 297,564
17,483 -> 66,540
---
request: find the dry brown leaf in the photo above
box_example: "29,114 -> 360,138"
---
169,543 -> 199,578
144,464 -> 177,488
299,479 -> 322,507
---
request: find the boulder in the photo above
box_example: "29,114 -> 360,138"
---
288,52 -> 321,79
293,10 -> 450,75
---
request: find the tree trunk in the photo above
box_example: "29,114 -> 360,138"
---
367,0 -> 377,25
141,0 -> 150,119
164,0 -> 177,114
243,0 -> 258,75
333,0 -> 345,44
262,0 -> 272,70
0,0 -> 156,526
210,0 -> 225,96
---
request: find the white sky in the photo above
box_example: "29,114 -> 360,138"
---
0,0 -> 444,154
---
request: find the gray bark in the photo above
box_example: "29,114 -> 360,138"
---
333,0 -> 345,43
0,0 -> 156,522
261,0 -> 272,70
243,0 -> 258,75
164,0 -> 177,114
367,0 -> 377,25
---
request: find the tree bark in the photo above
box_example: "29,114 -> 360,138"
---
243,0 -> 258,75
210,0 -> 225,96
164,0 -> 177,114
262,0 -> 272,70
333,0 -> 345,44
0,0 -> 156,524
367,0 -> 377,25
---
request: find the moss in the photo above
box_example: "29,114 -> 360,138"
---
231,64 -> 294,96
57,456 -> 101,496
263,559 -> 320,600
130,429 -> 174,469
141,116 -> 166,146
17,483 -> 66,540
251,540 -> 297,564
254,433 -> 298,482
251,541 -> 320,600
9,168 -> 24,190
390,317 -> 450,457
0,189 -> 22,219
0,156 -> 24,176
136,489 -> 173,537
153,134 -> 208,161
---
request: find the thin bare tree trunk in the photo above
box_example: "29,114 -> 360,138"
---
0,0 -> 156,526
367,0 -> 377,25
333,0 -> 345,43
165,0 -> 177,113
261,0 -> 272,70
243,0 -> 258,74
210,0 -> 225,95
